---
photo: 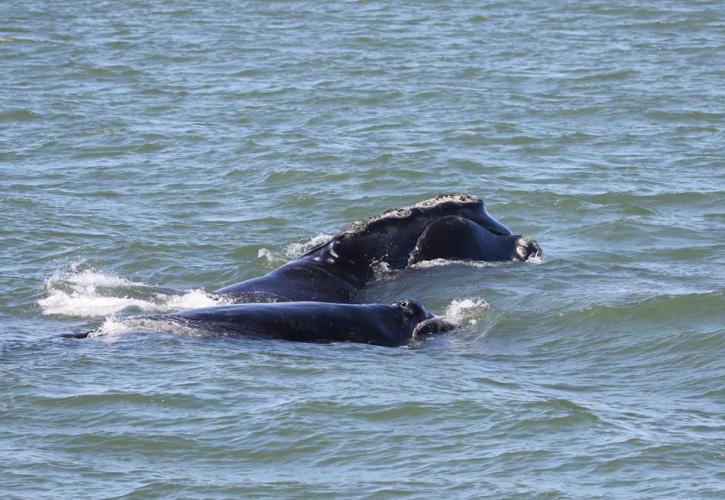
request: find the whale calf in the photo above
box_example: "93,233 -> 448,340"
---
159,299 -> 453,347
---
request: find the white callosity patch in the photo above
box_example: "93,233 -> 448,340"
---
514,235 -> 544,263
341,193 -> 481,235
38,265 -> 226,319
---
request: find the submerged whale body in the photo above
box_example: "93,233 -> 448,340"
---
215,193 -> 541,304
69,194 -> 541,346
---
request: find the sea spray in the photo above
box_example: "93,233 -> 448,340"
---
38,265 -> 226,319
444,298 -> 490,327
285,233 -> 333,258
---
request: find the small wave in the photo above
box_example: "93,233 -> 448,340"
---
0,109 -> 40,122
443,298 -> 489,326
559,290 -> 724,326
38,265 -> 226,318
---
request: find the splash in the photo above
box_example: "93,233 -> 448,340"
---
38,265 -> 226,318
46,267 -> 143,288
165,289 -> 225,309
443,298 -> 489,326
257,248 -> 285,265
90,315 -> 203,338
89,315 -> 131,338
256,233 -> 333,265
526,253 -> 545,265
285,233 -> 333,258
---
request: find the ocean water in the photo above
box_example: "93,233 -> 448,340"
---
1,0 -> 724,497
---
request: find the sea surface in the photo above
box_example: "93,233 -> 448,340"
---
1,1 -> 724,497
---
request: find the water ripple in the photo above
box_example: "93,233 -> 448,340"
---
2,0 -> 724,497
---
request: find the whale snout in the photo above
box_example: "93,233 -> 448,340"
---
393,299 -> 433,322
392,299 -> 455,339
514,236 -> 542,261
412,317 -> 455,338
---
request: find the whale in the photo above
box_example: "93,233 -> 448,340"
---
67,300 -> 454,347
215,193 -> 541,304
409,215 -> 541,264
65,193 -> 541,346
161,299 -> 452,347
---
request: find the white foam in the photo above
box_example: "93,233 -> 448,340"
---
38,265 -> 226,318
90,316 -> 203,338
165,289 -> 226,309
411,254 -> 544,269
257,247 -> 283,264
443,298 -> 489,326
45,267 -> 142,288
39,288 -> 160,317
411,258 -> 502,269
526,254 -> 544,265
259,234 -> 333,264
89,315 -> 132,338
285,233 -> 332,258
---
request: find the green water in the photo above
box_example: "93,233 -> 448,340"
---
1,0 -> 724,497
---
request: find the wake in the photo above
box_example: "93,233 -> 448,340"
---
38,263 -> 228,319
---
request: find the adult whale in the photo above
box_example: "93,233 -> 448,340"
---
215,193 -> 541,303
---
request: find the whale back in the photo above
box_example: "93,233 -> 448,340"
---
308,193 -> 509,272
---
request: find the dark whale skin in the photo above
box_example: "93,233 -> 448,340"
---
164,300 -> 452,347
216,194 -> 541,303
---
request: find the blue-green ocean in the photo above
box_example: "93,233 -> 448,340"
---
2,1 -> 724,497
